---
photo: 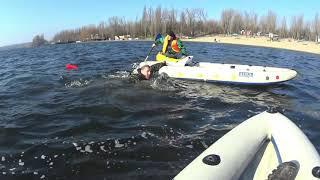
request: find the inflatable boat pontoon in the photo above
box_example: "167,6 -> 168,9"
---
137,56 -> 297,85
174,111 -> 320,180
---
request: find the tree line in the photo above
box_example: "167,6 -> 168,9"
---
32,34 -> 47,47
49,6 -> 320,43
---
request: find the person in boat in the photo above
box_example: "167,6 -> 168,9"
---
129,62 -> 166,82
153,31 -> 188,59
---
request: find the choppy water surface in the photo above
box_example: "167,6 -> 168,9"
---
0,41 -> 319,180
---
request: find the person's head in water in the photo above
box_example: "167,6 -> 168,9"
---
140,65 -> 151,80
168,30 -> 176,40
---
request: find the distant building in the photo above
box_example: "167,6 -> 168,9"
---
115,35 -> 131,40
268,33 -> 279,41
269,33 -> 273,39
90,34 -> 105,41
241,30 -> 252,36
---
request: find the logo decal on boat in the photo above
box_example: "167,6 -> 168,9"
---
239,72 -> 253,78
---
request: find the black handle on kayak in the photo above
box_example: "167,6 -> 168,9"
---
144,46 -> 155,62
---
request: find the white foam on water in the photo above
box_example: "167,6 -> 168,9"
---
18,159 -> 24,166
100,146 -> 107,152
107,71 -> 130,78
201,141 -> 208,148
65,79 -> 92,88
114,140 -> 124,148
141,132 -> 147,139
84,145 -> 93,153
147,132 -> 156,137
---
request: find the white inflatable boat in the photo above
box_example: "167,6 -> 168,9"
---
137,57 -> 297,85
174,111 -> 320,180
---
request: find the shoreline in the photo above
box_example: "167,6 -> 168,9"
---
2,36 -> 320,56
182,35 -> 320,55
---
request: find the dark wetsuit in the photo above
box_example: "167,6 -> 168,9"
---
129,62 -> 166,83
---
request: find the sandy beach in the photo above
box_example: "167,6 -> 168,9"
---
183,35 -> 320,55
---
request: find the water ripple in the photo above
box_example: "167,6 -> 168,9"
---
0,41 -> 319,179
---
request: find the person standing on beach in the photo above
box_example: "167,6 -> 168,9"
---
156,31 -> 188,59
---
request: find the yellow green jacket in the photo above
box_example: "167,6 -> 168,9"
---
162,35 -> 187,55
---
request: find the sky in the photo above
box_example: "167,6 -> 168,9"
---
0,0 -> 319,47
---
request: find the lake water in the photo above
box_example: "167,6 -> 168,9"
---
0,41 -> 319,180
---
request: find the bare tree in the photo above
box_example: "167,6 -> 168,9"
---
98,22 -> 107,40
313,13 -> 320,42
179,11 -> 187,36
32,34 -> 47,47
167,8 -> 177,33
259,15 -> 267,34
231,11 -> 243,34
279,17 -> 288,38
195,8 -> 208,35
290,16 -> 298,39
148,7 -> 155,37
141,6 -> 148,38
50,6 -> 318,42
206,19 -> 222,34
154,6 -> 162,34
266,10 -> 277,33
247,11 -> 258,35
185,8 -> 197,36
290,15 -> 304,39
243,11 -> 250,36
108,17 -> 121,37
303,22 -> 312,41
221,9 -> 235,35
